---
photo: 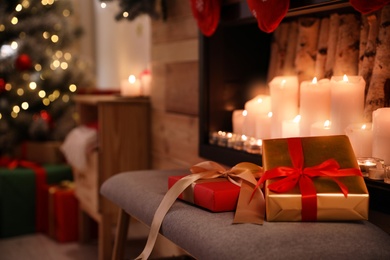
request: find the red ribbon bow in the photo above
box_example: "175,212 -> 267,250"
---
256,138 -> 362,221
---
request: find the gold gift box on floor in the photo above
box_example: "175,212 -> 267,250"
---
262,135 -> 369,222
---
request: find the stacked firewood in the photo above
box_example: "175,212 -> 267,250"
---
267,5 -> 390,121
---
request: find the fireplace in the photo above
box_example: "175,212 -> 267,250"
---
198,0 -> 359,167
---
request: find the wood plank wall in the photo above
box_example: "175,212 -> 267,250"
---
150,0 -> 204,169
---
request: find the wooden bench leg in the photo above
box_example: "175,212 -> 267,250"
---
99,213 -> 113,260
112,209 -> 130,260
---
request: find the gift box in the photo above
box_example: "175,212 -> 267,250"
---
13,141 -> 65,164
48,182 -> 78,243
0,164 -> 73,238
261,135 -> 369,222
168,175 -> 241,212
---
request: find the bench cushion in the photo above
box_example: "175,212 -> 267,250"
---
101,170 -> 390,260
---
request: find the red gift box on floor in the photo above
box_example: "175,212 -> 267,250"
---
168,175 -> 240,212
48,182 -> 79,242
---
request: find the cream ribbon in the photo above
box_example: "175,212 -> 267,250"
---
135,161 -> 265,260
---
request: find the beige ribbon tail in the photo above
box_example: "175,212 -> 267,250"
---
135,172 -> 214,260
233,180 -> 265,225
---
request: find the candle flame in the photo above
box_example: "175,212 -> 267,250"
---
267,112 -> 273,118
343,74 -> 348,82
312,77 -> 318,84
361,124 -> 366,130
242,110 -> 248,116
293,115 -> 301,123
281,79 -> 286,88
324,120 -> 331,128
128,75 -> 136,84
257,98 -> 263,103
227,132 -> 233,138
242,135 -> 247,141
256,139 -> 262,146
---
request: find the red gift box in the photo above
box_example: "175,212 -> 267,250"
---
168,175 -> 240,212
48,183 -> 79,242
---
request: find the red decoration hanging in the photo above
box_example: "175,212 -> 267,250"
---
247,0 -> 289,33
189,0 -> 221,37
349,0 -> 390,14
0,78 -> 5,92
15,53 -> 33,71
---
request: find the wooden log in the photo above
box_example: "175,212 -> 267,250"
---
295,17 -> 320,83
364,6 -> 390,120
333,14 -> 361,76
359,12 -> 380,99
267,26 -> 281,82
283,21 -> 298,76
273,22 -> 289,77
359,15 -> 369,73
325,14 -> 339,78
314,18 -> 330,79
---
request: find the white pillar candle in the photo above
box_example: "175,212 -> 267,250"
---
232,110 -> 247,135
310,120 -> 333,136
330,75 -> 365,134
255,112 -> 272,140
282,115 -> 301,138
242,95 -> 271,137
121,75 -> 141,96
372,108 -> 390,164
299,78 -> 331,137
269,76 -> 299,138
345,123 -> 373,158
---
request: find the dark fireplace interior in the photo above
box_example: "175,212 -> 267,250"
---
199,0 -> 356,167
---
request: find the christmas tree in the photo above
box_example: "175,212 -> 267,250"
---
0,0 -> 92,155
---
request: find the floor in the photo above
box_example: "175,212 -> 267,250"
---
0,233 -> 193,260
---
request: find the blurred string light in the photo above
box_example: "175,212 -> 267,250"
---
101,2 -> 107,8
43,31 -> 50,39
17,88 -> 24,96
63,9 -> 70,17
10,41 -> 18,50
21,102 -> 29,110
41,0 -> 55,6
69,84 -> 77,92
42,98 -> 50,106
62,94 -> 70,102
0,24 -> 5,31
11,17 -> 18,25
22,0 -> 30,8
1,44 -> 15,58
123,11 -> 129,18
38,90 -> 46,98
35,64 -> 42,71
29,82 -> 37,90
15,4 -> 23,12
51,34 -> 59,43
0,113 -> 2,119
5,84 -> 12,91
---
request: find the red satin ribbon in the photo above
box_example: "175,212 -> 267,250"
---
256,138 -> 362,221
0,157 -> 47,231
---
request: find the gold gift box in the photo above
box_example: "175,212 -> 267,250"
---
262,135 -> 369,221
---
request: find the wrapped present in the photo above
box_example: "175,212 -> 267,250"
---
168,175 -> 240,212
0,160 -> 72,238
48,182 -> 78,243
13,141 -> 65,164
258,135 -> 369,222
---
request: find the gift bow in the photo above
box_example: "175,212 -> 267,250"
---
136,161 -> 265,260
256,138 -> 362,221
0,156 -> 42,170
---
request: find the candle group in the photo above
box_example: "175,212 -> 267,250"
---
372,108 -> 390,164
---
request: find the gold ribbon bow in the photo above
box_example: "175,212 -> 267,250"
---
136,161 -> 265,260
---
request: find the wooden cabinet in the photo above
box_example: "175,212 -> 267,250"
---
73,95 -> 150,260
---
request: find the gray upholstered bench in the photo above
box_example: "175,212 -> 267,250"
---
101,169 -> 390,260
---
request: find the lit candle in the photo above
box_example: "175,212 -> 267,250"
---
282,115 -> 301,138
299,77 -> 331,136
232,110 -> 247,135
269,76 -> 299,138
121,75 -> 141,96
244,138 -> 262,154
356,157 -> 384,177
310,120 -> 333,136
242,95 -> 271,137
233,135 -> 247,151
372,108 -> 390,164
330,75 -> 365,134
255,112 -> 272,140
345,123 -> 373,157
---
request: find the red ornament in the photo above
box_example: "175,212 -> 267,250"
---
0,78 -> 5,92
190,0 -> 221,37
15,54 -> 32,71
247,0 -> 289,33
349,0 -> 390,14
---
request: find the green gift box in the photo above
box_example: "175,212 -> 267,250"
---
0,164 -> 73,238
